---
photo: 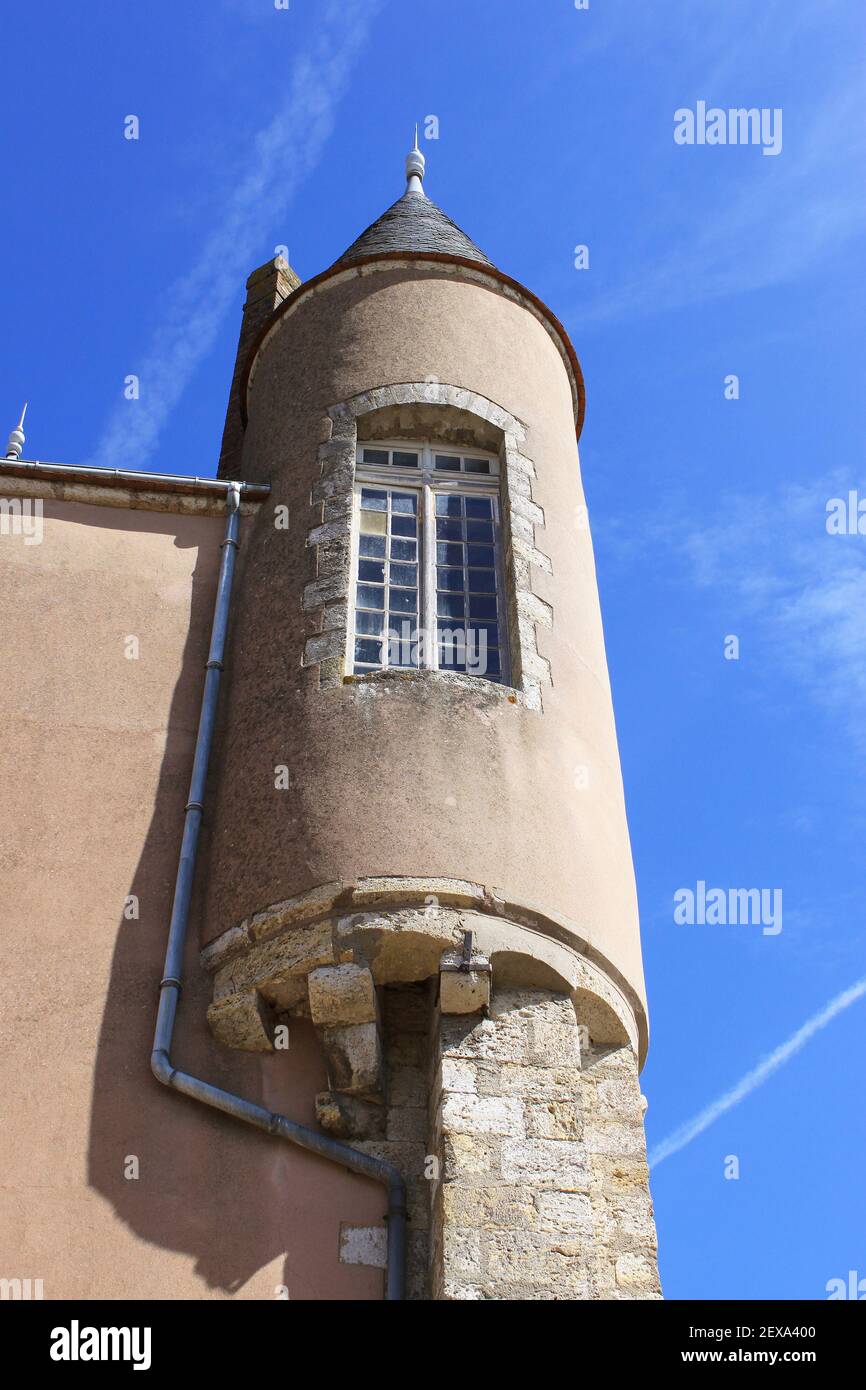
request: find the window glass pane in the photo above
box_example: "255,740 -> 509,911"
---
362,448 -> 389,466
388,620 -> 419,666
468,569 -> 497,594
438,645 -> 467,672
389,561 -> 417,587
389,587 -> 417,614
468,621 -> 499,647
354,638 -> 382,665
356,610 -> 384,636
392,450 -> 419,467
437,592 -> 465,618
434,454 -> 461,471
390,537 -> 416,561
437,568 -> 464,592
467,544 -> 495,568
361,487 -> 387,510
391,492 -> 417,515
356,583 -> 385,610
353,473 -> 505,683
358,558 -> 385,583
468,595 -> 498,620
464,496 -> 492,519
435,494 -> 463,517
359,533 -> 386,558
360,510 -> 387,536
436,541 -> 464,566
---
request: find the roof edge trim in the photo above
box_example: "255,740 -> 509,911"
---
240,252 -> 586,441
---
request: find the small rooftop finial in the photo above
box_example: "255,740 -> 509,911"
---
5,402 -> 27,460
405,124 -> 426,196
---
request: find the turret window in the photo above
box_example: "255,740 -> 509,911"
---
350,443 -> 507,683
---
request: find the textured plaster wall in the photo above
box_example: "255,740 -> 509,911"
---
202,265 -> 648,1025
0,499 -> 386,1299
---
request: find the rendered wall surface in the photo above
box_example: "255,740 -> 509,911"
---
202,264 -> 648,1037
0,496 -> 388,1300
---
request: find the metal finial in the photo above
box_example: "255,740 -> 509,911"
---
405,124 -> 425,195
5,402 -> 27,460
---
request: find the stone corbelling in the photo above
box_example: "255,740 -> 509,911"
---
300,382 -> 553,703
199,875 -> 647,1062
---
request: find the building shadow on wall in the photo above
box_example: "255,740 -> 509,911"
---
86,513 -> 381,1299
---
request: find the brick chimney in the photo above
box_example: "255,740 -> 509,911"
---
217,255 -> 300,479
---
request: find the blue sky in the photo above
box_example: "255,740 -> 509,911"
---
3,0 -> 864,1300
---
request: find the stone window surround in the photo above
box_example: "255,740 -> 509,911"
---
301,383 -> 554,708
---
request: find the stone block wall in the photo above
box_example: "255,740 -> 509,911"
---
429,987 -> 661,1300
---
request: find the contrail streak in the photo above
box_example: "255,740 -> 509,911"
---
649,974 -> 866,1169
89,0 -> 382,472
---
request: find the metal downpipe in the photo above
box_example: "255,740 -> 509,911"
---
150,481 -> 406,1302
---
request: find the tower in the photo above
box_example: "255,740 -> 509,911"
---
200,137 -> 661,1300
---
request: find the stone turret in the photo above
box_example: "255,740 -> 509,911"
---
201,138 -> 660,1300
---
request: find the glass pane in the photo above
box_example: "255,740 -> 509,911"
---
434,454 -> 461,471
354,638 -> 382,665
391,492 -> 418,515
359,533 -> 386,558
468,621 -> 499,647
486,648 -> 501,675
388,621 -> 419,666
361,449 -> 389,466
468,569 -> 497,594
356,583 -> 385,610
391,515 -> 417,537
392,450 -> 419,468
437,592 -> 466,618
361,487 -> 387,510
438,646 -> 467,672
388,615 -> 417,643
436,518 -> 463,541
468,595 -> 498,620
466,520 -> 494,543
467,544 -> 495,569
435,494 -> 463,517
358,558 -> 385,583
436,541 -> 464,566
389,562 -> 417,587
360,510 -> 387,536
356,610 -> 384,636
390,537 -> 416,561
389,587 -> 417,614
463,458 -> 491,474
465,496 -> 493,519
437,568 -> 464,592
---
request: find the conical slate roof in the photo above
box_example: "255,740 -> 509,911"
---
335,189 -> 494,269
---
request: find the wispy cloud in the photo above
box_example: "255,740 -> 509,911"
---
577,1 -> 866,324
88,0 -> 382,472
608,476 -> 866,750
649,973 -> 866,1168
677,477 -> 866,742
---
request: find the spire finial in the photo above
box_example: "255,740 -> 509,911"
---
5,402 -> 27,460
405,125 -> 425,196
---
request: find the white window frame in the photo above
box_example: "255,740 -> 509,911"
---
349,441 -> 511,684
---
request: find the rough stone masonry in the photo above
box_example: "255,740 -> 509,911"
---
430,987 -> 661,1300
